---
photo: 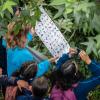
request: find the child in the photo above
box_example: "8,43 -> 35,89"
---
13,56 -> 57,100
50,48 -> 100,100
0,56 -> 57,99
17,76 -> 50,100
7,29 -> 36,77
2,26 -> 38,77
0,68 -> 29,100
11,55 -> 56,81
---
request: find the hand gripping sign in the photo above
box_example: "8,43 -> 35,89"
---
35,6 -> 70,57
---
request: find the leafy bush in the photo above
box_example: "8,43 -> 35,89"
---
30,0 -> 100,99
47,0 -> 100,59
0,0 -> 100,99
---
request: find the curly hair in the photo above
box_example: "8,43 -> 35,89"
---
6,25 -> 31,48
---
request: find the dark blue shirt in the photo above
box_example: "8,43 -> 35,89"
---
0,37 -> 7,74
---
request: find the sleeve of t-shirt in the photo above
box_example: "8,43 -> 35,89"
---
74,60 -> 100,99
88,60 -> 100,76
0,75 -> 17,87
56,53 -> 70,69
74,76 -> 100,100
36,60 -> 51,77
27,32 -> 33,42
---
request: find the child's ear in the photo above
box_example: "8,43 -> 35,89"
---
0,68 -> 2,75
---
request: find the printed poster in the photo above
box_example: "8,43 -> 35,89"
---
35,6 -> 70,57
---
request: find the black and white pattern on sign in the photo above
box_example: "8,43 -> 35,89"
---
35,6 -> 70,57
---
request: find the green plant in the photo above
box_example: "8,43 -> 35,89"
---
81,35 -> 100,58
0,0 -> 100,99
46,0 -> 100,58
0,0 -> 43,35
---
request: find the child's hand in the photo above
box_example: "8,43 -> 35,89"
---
49,56 -> 59,63
30,27 -> 35,35
17,80 -> 29,91
79,50 -> 91,64
69,48 -> 77,55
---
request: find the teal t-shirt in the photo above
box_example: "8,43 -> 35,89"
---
36,60 -> 51,77
2,32 -> 34,77
8,47 -> 35,77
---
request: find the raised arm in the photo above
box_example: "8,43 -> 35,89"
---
88,60 -> 100,76
36,56 -> 58,77
27,27 -> 35,42
73,50 -> 100,99
79,50 -> 100,76
0,75 -> 16,87
56,54 -> 70,69
0,75 -> 29,90
56,48 -> 78,69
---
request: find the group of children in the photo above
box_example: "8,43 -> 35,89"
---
0,25 -> 100,100
0,20 -> 100,100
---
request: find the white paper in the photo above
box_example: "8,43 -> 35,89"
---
35,6 -> 70,57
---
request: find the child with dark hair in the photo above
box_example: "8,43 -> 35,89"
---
17,76 -> 50,100
13,55 -> 58,100
13,60 -> 52,100
32,76 -> 49,98
50,48 -> 100,100
0,68 -> 29,100
12,55 -> 58,79
0,55 -> 57,100
12,61 -> 37,81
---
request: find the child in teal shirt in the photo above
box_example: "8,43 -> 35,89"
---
2,30 -> 37,77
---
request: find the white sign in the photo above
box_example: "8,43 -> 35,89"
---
35,7 -> 70,57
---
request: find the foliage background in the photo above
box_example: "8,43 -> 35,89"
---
0,0 -> 100,100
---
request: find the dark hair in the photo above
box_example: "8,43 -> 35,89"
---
12,61 -> 37,81
50,60 -> 84,90
32,76 -> 49,98
61,60 -> 77,76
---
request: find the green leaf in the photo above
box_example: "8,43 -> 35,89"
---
98,49 -> 100,56
2,0 -> 16,14
73,12 -> 81,25
0,6 -> 2,12
81,37 -> 98,56
95,35 -> 100,49
53,5 -> 65,19
55,18 -> 73,32
21,9 -> 30,17
67,0 -> 76,3
50,0 -> 66,5
0,29 -> 7,36
13,23 -> 22,35
65,8 -> 73,14
92,14 -> 100,33
31,8 -> 41,27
